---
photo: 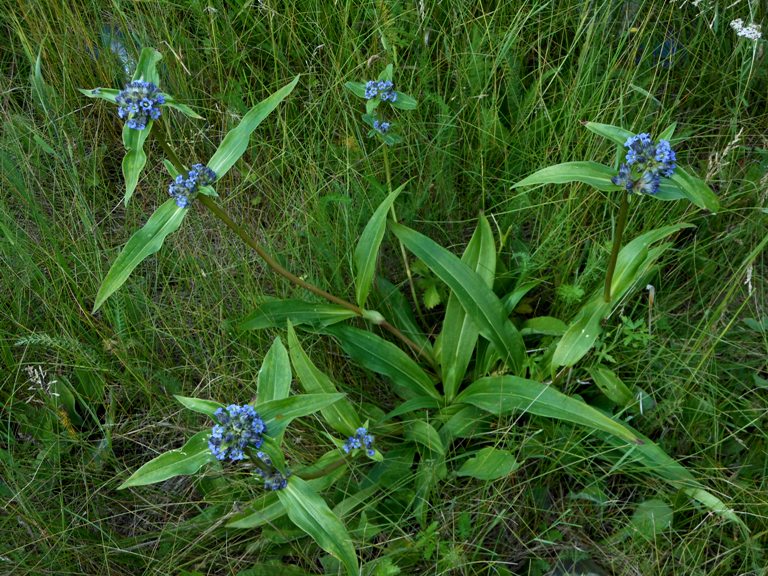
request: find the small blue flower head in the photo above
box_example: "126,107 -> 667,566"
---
253,451 -> 290,490
342,427 -> 375,456
168,164 -> 217,208
365,79 -> 397,102
615,134 -> 676,196
208,404 -> 266,462
373,119 -> 391,134
115,80 -> 164,130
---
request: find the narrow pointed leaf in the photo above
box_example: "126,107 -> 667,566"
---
354,184 -> 405,308
174,396 -> 224,417
132,47 -> 162,84
512,161 -> 620,192
375,277 -> 434,358
162,95 -> 204,119
325,324 -> 440,401
239,298 -> 356,331
390,92 -> 418,110
257,337 -> 292,402
259,393 -> 344,438
440,214 -> 495,401
391,222 -> 524,375
584,122 -> 633,146
669,167 -> 719,213
78,87 -> 119,103
278,477 -> 359,576
457,447 -> 520,480
287,324 -> 360,435
118,430 -> 215,489
208,75 -> 299,179
93,198 -> 189,312
457,375 -> 641,443
121,122 -> 152,205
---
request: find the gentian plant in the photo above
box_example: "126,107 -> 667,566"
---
83,49 -> 744,575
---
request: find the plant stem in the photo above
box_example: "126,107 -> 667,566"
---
151,124 -> 434,366
604,192 -> 630,302
296,456 -> 348,480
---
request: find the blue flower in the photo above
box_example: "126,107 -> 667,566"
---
614,134 -> 676,196
253,451 -> 290,490
168,164 -> 217,208
115,80 -> 164,130
342,427 -> 375,455
207,404 -> 266,462
364,80 -> 379,100
373,119 -> 391,134
364,79 -> 397,102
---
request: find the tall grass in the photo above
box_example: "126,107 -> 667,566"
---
1,0 -> 766,574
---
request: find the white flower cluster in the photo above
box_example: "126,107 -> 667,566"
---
730,18 -> 762,41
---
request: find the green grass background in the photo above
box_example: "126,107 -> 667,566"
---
1,0 -> 767,574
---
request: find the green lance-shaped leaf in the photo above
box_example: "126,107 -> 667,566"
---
325,324 -> 440,401
257,337 -> 292,403
287,323 -> 360,435
93,198 -> 189,312
439,214 -> 495,402
121,122 -> 152,205
457,375 -> 641,444
584,121 -> 634,146
375,277 -> 434,358
239,298 -> 356,331
174,395 -> 224,417
133,47 -> 162,85
259,393 -> 345,439
78,87 -> 119,103
208,75 -> 300,179
391,222 -> 525,375
456,446 -> 520,481
162,95 -> 204,120
587,366 -> 634,407
390,92 -> 418,111
552,223 -> 691,368
354,183 -> 406,308
118,430 -> 215,489
668,167 -> 719,213
512,161 -> 620,192
343,81 -> 367,99
405,421 -> 446,456
278,477 -> 359,576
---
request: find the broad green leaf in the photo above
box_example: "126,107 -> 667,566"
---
630,499 -> 673,539
655,179 -> 688,201
343,81 -> 366,99
587,366 -> 634,407
93,198 -> 189,312
374,277 -> 434,358
208,75 -> 299,179
657,122 -> 677,141
227,472 -> 341,529
78,87 -> 119,103
584,122 -> 633,146
512,161 -> 620,192
457,447 -> 520,480
354,184 -> 405,308
121,122 -> 152,205
239,298 -> 356,331
438,404 -> 491,442
325,324 -> 440,401
439,214 -> 495,402
457,375 -> 641,444
501,280 -> 540,315
405,421 -> 445,456
381,397 -> 441,422
552,224 -> 691,368
259,393 -> 344,438
378,64 -> 393,82
390,92 -> 418,110
118,430 -> 215,489
521,316 -> 567,337
287,323 -> 360,435
132,47 -> 162,85
174,395 -> 224,417
669,167 -> 719,213
257,337 -> 292,402
391,222 -> 525,375
162,95 -> 204,119
278,477 -> 359,576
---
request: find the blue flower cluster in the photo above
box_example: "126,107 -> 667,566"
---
612,133 -> 676,195
208,404 -> 266,462
253,451 -> 290,491
342,427 -> 375,457
364,80 -> 397,102
168,164 -> 217,208
116,80 -> 165,130
373,119 -> 391,134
